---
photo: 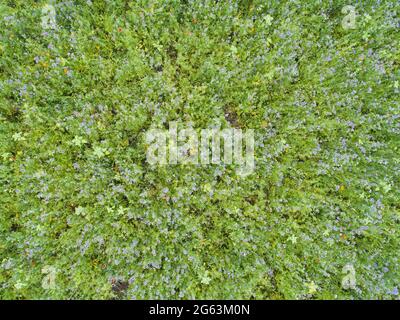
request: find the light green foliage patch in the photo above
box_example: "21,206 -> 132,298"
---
0,0 -> 399,299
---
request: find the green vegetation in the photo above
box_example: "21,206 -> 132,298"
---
0,0 -> 399,299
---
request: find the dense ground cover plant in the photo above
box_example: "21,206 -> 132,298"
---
0,0 -> 399,299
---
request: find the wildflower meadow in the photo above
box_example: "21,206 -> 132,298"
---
0,0 -> 399,300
